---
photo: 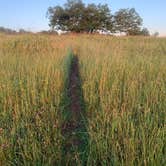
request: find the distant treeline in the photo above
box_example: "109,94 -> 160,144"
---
0,27 -> 33,34
47,0 -> 150,36
0,27 -> 61,35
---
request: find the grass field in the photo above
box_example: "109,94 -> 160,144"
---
0,34 -> 165,165
76,36 -> 166,165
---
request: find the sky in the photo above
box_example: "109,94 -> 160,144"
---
0,0 -> 166,36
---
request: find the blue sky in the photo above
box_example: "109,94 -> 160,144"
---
0,0 -> 166,36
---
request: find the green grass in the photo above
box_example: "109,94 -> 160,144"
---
0,34 -> 165,165
76,36 -> 166,165
0,35 -> 67,165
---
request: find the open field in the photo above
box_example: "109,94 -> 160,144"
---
0,34 -> 165,165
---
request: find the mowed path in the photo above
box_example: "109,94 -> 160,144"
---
62,56 -> 87,164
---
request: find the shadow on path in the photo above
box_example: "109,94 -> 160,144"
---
61,55 -> 88,165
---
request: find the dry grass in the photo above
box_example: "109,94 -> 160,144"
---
76,35 -> 166,165
0,34 -> 165,165
0,35 -> 68,165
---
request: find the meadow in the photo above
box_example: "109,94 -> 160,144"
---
0,34 -> 165,165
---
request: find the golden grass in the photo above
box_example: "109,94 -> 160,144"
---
76,35 -> 166,165
0,34 -> 165,165
0,35 -> 68,165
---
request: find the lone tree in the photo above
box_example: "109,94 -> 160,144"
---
153,32 -> 159,37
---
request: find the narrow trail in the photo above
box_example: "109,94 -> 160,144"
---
62,56 -> 87,164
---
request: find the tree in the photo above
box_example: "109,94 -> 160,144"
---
140,27 -> 150,36
19,29 -> 31,34
47,0 -> 85,32
47,6 -> 69,31
81,4 -> 99,33
65,0 -> 85,32
97,4 -> 112,31
0,26 -> 17,34
114,8 -> 143,35
153,32 -> 159,37
47,0 -> 113,33
47,1 -> 148,35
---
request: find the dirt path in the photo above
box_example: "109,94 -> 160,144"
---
62,56 -> 87,163
68,56 -> 82,129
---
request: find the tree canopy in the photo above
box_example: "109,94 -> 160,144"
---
47,0 -> 149,35
114,8 -> 143,35
47,0 -> 112,33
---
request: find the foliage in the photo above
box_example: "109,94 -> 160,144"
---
47,0 -> 113,33
114,8 -> 143,35
140,27 -> 150,36
47,0 -> 149,35
153,31 -> 159,37
0,27 -> 32,34
0,26 -> 17,34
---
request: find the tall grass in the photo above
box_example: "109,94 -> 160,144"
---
0,35 -> 69,165
75,36 -> 166,165
0,34 -> 165,165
